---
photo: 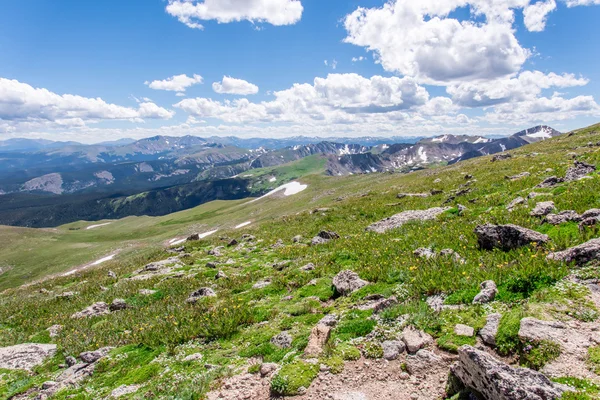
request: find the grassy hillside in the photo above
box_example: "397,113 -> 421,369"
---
1,123 -> 600,399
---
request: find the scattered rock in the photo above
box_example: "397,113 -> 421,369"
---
107,270 -> 117,279
139,289 -> 157,296
208,246 -> 224,257
304,324 -> 331,357
311,231 -> 340,246
332,270 -> 368,296
47,324 -> 62,338
474,224 -> 549,251
272,239 -> 285,249
186,287 -> 217,303
57,291 -> 77,299
79,347 -> 113,364
547,238 -> 600,265
260,362 -> 278,377
292,235 -> 303,243
545,210 -> 581,225
449,345 -> 568,400
215,271 -> 227,279
454,324 -> 475,337
71,302 -> 110,319
473,280 -> 498,304
530,201 -> 556,217
492,153 -> 512,162
271,332 -> 292,349
402,326 -> 433,354
413,247 -> 436,259
65,356 -> 77,367
405,349 -> 442,375
518,318 -> 567,344
506,172 -> 530,181
319,314 -> 338,327
439,249 -> 466,264
565,160 -> 596,182
479,313 -> 501,347
581,209 -> 600,219
227,239 -> 238,247
206,261 -> 218,269
183,353 -> 203,362
300,263 -> 315,271
579,216 -> 600,230
536,176 -> 563,188
366,207 -> 450,234
397,193 -> 430,199
241,234 -> 256,242
0,343 -> 57,370
253,280 -> 271,289
381,340 -> 405,360
272,261 -> 291,271
111,384 -> 141,398
109,299 -> 128,312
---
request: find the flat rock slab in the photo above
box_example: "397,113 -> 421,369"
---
0,343 -> 57,370
366,207 -> 450,234
475,224 -> 549,251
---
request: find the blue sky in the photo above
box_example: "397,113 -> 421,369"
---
1,0 -> 600,143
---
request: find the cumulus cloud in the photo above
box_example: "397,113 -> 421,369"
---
0,78 -> 174,132
564,0 -> 600,6
145,74 -> 203,93
165,0 -> 303,30
175,73 -> 430,124
343,1 -> 535,84
212,76 -> 259,95
448,71 -> 589,107
523,0 -> 557,32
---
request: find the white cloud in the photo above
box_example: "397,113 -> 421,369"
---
564,0 -> 600,6
145,74 -> 203,93
0,78 -> 174,133
352,56 -> 366,62
523,0 -> 557,32
343,0 -> 533,84
324,59 -> 338,70
212,76 -> 259,95
165,0 -> 303,30
448,70 -> 589,107
175,73 -> 430,124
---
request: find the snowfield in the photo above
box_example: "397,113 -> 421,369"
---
249,181 -> 308,203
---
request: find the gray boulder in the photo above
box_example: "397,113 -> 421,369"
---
271,332 -> 292,349
71,302 -> 110,319
473,280 -> 498,304
545,210 -> 581,225
479,313 -> 501,347
260,362 -> 279,377
366,207 -> 450,234
79,347 -> 114,364
0,343 -> 57,370
413,247 -> 436,259
319,314 -> 338,327
506,172 -> 530,181
109,299 -> 128,312
332,270 -> 368,296
382,340 -> 406,360
475,224 -> 549,251
454,324 -> 475,337
449,345 -> 567,400
581,208 -> 600,219
530,201 -> 556,217
405,349 -> 442,375
536,176 -> 563,188
506,197 -> 526,211
565,160 -> 596,182
186,287 -> 217,303
547,238 -> 600,265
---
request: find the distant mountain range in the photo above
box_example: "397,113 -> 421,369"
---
0,125 -> 561,227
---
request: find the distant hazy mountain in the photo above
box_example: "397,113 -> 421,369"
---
0,138 -> 82,152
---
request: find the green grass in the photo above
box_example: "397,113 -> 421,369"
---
2,123 -> 600,397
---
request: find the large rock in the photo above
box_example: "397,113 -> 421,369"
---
304,324 -> 331,357
518,318 -> 567,344
530,201 -> 556,217
474,224 -> 549,251
536,176 -> 563,188
479,313 -> 501,347
450,345 -> 568,400
544,210 -> 581,225
547,238 -> 600,265
454,324 -> 475,337
565,160 -> 596,182
311,231 -> 340,246
473,280 -> 498,304
79,347 -> 114,364
186,287 -> 217,303
382,340 -> 406,360
405,349 -> 442,375
71,302 -> 110,319
402,326 -> 433,354
332,270 -> 368,296
0,343 -> 57,370
366,207 -> 450,234
506,197 -> 526,211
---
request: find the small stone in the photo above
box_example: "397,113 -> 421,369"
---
530,201 -> 556,217
319,314 -> 338,327
473,280 -> 498,304
260,362 -> 278,377
382,340 -> 406,360
304,324 -> 331,357
454,324 -> 475,337
332,270 -> 368,296
271,332 -> 292,349
107,270 -> 117,279
300,263 -> 315,271
402,327 -> 433,354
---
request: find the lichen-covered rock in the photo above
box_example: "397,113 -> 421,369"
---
47,324 -> 62,338
332,270 -> 368,296
366,207 -> 450,234
381,340 -> 405,360
271,332 -> 292,349
300,263 -> 315,271
79,347 -> 114,364
208,246 -> 224,257
450,345 -> 568,400
304,324 -> 331,357
530,201 -> 556,217
413,247 -> 436,259
506,197 -> 526,211
547,238 -> 600,265
186,287 -> 217,303
565,160 -> 596,182
109,298 -> 128,311
311,231 -> 340,246
479,313 -> 501,347
473,280 -> 498,304
0,343 -> 57,370
545,210 -> 581,225
474,224 -> 549,251
319,314 -> 338,327
492,153 -> 512,162
536,176 -> 563,188
581,209 -> 600,220
71,302 -> 110,319
405,349 -> 442,374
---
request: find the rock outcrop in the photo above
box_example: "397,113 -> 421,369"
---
366,207 -> 450,234
0,343 -> 57,370
71,302 -> 110,319
449,345 -> 568,400
186,287 -> 217,303
565,160 -> 596,182
304,324 -> 331,357
547,238 -> 600,265
475,224 -> 549,251
332,270 -> 368,296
